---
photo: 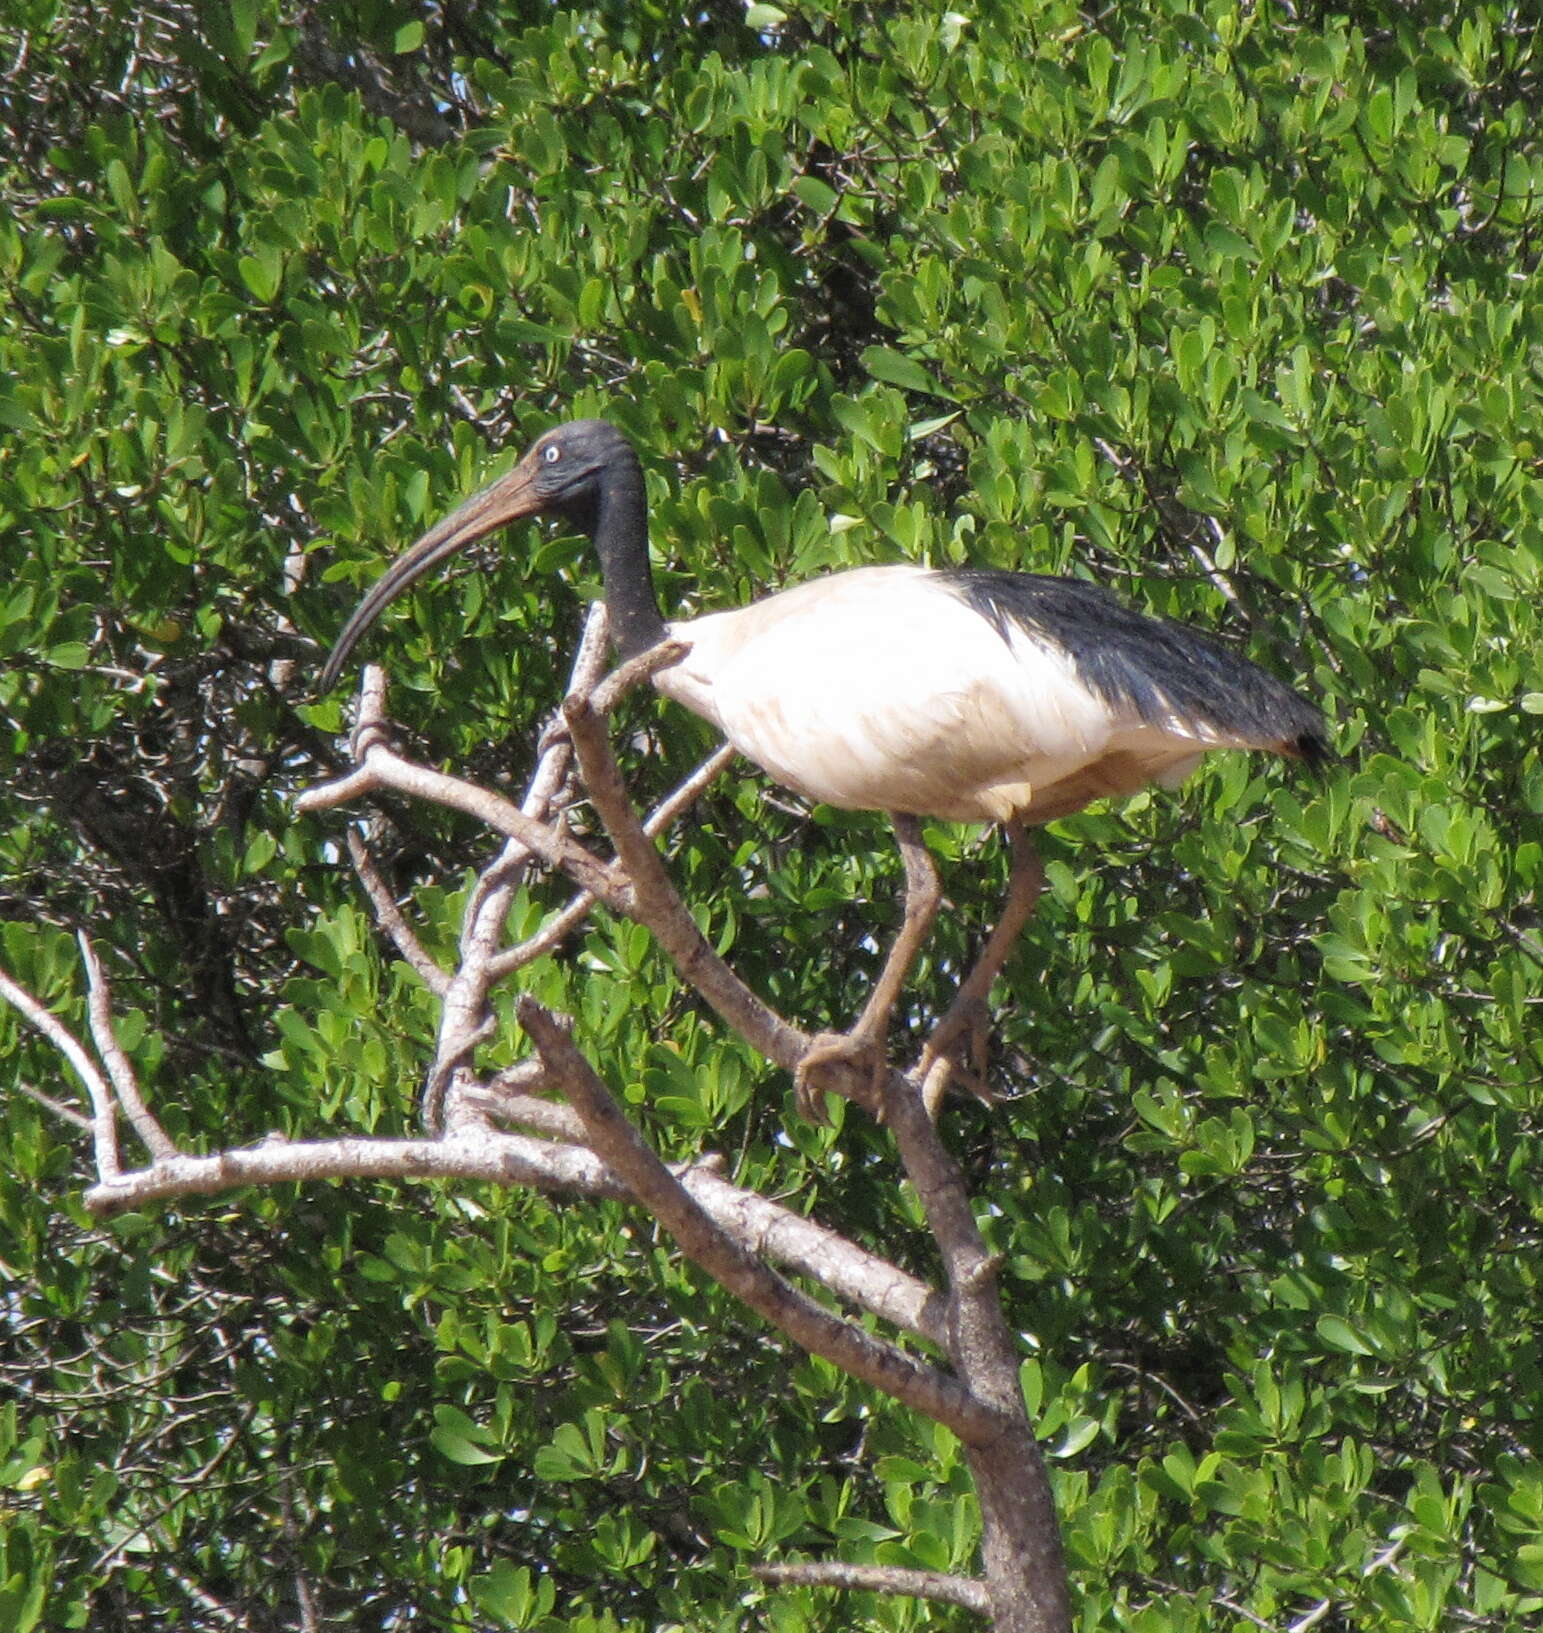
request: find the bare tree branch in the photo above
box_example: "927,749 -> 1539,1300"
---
685,1165 -> 949,1348
561,677 -> 826,1088
0,957 -> 121,1177
15,1079 -> 93,1128
429,609 -> 614,1131
645,740 -> 738,829
754,1561 -> 990,1613
79,933 -> 177,1161
76,1120 -> 945,1343
11,615 -> 1075,1629
518,996 -> 999,1440
346,829 -> 450,994
485,884 -> 607,980
879,1072 -> 1069,1631
81,1128 -> 632,1217
588,636 -> 690,716
486,741 -> 737,981
296,668 -> 625,909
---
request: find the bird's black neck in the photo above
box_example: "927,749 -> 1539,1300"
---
586,452 -> 668,659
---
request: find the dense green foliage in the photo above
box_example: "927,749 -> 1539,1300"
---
3,1 -> 1541,1627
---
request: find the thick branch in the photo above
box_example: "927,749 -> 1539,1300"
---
82,1129 -> 632,1217
883,1061 -> 1070,1631
77,1124 -> 946,1344
684,1167 -> 949,1348
753,1562 -> 989,1614
561,682 -> 821,1083
471,1061 -> 947,1343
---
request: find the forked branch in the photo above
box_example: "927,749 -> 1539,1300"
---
519,996 -> 997,1440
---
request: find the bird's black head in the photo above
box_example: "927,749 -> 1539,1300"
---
318,417 -> 648,692
524,418 -> 641,531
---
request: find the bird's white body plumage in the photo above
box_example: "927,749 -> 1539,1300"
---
655,565 -> 1243,825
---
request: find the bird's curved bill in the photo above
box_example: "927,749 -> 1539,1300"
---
319,459 -> 544,692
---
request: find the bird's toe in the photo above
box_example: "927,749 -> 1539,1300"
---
536,715 -> 573,755
919,998 -> 1001,1117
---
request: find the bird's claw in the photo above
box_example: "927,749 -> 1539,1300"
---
536,715 -> 573,756
918,998 -> 999,1118
793,1029 -> 889,1122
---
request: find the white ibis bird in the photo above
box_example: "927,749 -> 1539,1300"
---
321,418 -> 1326,1115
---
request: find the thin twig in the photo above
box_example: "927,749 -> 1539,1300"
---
431,608 -> 613,1131
298,704 -> 624,905
486,742 -> 736,981
1196,515 -> 1249,623
346,830 -> 449,994
589,636 -> 689,716
1288,1600 -> 1335,1633
164,1567 -> 258,1632
646,741 -> 738,830
91,1403 -> 262,1576
1214,1595 -> 1275,1630
0,958 -> 120,1178
79,934 -> 177,1161
472,1089 -> 589,1143
487,888 -> 606,979
15,1080 -> 92,1128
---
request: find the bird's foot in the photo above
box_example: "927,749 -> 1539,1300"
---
918,998 -> 999,1119
793,1028 -> 890,1122
536,714 -> 572,756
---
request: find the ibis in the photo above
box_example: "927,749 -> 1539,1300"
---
321,418 -> 1327,1115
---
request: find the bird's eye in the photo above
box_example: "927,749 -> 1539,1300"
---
543,445 -> 561,464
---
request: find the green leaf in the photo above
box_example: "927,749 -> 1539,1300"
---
792,175 -> 838,214
229,0 -> 258,57
861,345 -> 953,398
237,252 -> 279,302
1316,1316 -> 1375,1357
432,1430 -> 504,1467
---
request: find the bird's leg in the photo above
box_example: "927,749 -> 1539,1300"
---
794,814 -> 941,1120
917,825 -> 1044,1118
